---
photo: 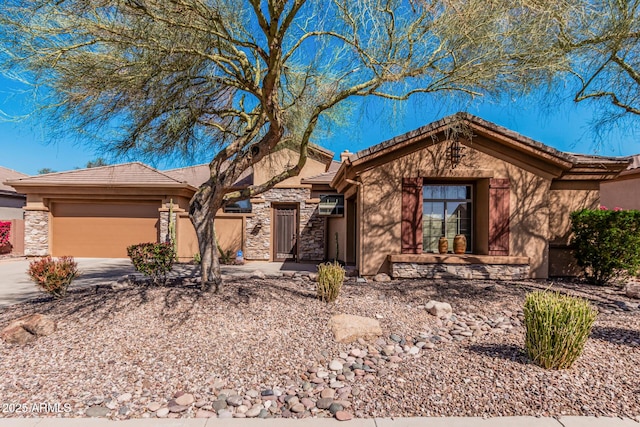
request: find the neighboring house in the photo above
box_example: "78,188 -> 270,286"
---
600,154 -> 640,210
0,166 -> 27,220
4,113 -> 630,279
0,166 -> 28,255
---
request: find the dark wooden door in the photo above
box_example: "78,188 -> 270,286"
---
274,205 -> 298,261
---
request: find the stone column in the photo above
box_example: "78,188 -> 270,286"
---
24,209 -> 49,256
244,200 -> 271,260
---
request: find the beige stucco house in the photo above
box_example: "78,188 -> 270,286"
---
5,145 -> 335,262
4,113 -> 631,278
600,154 -> 640,211
329,113 -> 629,279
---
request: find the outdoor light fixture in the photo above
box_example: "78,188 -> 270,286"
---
448,139 -> 465,168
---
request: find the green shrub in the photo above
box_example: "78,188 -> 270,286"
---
28,256 -> 79,298
570,207 -> 640,285
127,242 -> 175,285
524,291 -> 597,370
193,252 -> 202,264
317,261 -> 345,302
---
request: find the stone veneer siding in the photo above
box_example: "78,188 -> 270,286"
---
24,210 -> 49,256
391,262 -> 530,280
244,188 -> 325,261
159,209 -> 177,244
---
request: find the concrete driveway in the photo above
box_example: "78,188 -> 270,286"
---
0,258 -> 136,308
0,258 -> 321,309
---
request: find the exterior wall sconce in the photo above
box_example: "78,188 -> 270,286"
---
448,140 -> 466,169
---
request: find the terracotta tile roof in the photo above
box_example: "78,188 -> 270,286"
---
0,166 -> 28,194
5,162 -> 189,187
627,154 -> 640,170
164,164 -> 253,188
349,112 -> 631,169
300,161 -> 342,185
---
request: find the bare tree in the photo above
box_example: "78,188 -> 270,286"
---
0,0 -> 560,291
556,0 -> 640,130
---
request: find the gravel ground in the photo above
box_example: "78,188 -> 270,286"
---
0,274 -> 639,420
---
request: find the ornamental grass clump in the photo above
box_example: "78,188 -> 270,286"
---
524,291 -> 597,370
127,242 -> 175,285
317,261 -> 345,303
28,256 -> 79,299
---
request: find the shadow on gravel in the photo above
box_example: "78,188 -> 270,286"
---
466,343 -> 531,365
590,326 -> 640,347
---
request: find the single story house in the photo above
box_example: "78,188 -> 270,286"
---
0,166 -> 27,220
4,113 -> 630,279
600,154 -> 640,210
0,166 -> 27,255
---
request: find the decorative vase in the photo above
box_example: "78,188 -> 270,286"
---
453,234 -> 467,254
438,237 -> 448,254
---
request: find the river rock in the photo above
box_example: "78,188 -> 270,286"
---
425,300 -> 453,318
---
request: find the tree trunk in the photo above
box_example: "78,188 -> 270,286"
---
190,183 -> 224,293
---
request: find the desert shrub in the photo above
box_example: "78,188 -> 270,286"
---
28,256 -> 79,298
127,242 -> 175,285
570,207 -> 640,285
317,261 -> 345,302
217,245 -> 235,265
524,291 -> 597,370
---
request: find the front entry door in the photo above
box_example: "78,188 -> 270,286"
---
274,204 -> 298,261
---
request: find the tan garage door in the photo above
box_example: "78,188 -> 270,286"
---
51,202 -> 160,258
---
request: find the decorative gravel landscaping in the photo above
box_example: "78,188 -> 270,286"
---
0,273 -> 639,420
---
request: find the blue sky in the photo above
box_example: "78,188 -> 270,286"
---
0,75 -> 638,175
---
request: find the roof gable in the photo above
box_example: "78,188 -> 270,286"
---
333,112 -> 630,187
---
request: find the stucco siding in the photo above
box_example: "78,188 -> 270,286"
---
600,175 -> 640,211
356,138 -> 554,278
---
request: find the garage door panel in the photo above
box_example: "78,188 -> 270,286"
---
52,202 -> 160,258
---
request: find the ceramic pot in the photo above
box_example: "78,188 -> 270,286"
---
453,234 -> 467,254
438,237 -> 448,254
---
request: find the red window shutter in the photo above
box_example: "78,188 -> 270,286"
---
489,178 -> 510,256
401,178 -> 423,254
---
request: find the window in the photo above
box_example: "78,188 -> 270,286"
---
223,199 -> 252,213
422,184 -> 472,253
319,194 -> 344,216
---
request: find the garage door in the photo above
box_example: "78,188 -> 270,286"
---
51,202 -> 160,258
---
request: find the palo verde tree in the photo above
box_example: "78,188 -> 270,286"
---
547,0 -> 640,133
0,0 -> 564,291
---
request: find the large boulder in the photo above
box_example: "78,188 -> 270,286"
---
1,314 -> 57,345
328,314 -> 382,343
425,300 -> 453,318
625,281 -> 640,299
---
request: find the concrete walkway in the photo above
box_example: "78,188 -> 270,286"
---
0,258 -> 320,308
0,416 -> 638,427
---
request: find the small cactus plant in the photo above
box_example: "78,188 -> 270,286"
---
317,261 -> 345,303
524,291 -> 597,369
